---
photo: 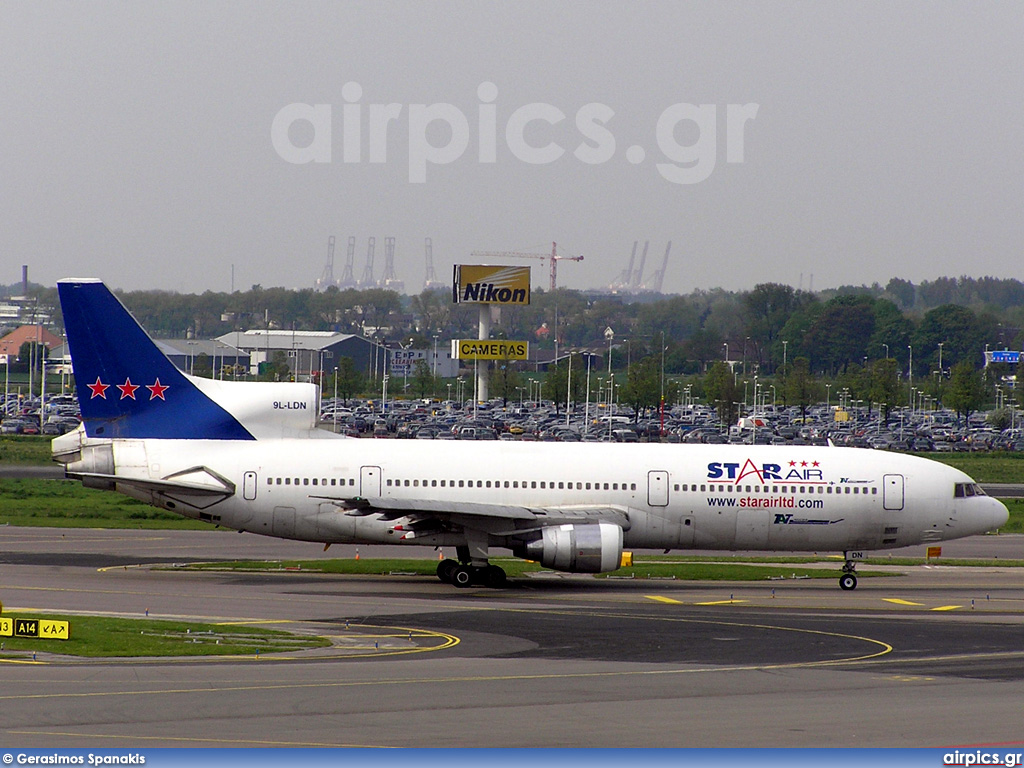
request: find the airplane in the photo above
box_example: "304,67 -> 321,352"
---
51,279 -> 1009,590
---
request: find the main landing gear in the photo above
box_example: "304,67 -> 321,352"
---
839,553 -> 858,591
436,558 -> 507,589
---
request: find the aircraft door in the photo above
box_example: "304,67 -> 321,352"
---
883,474 -> 905,511
242,471 -> 257,500
360,466 -> 382,497
648,470 -> 669,507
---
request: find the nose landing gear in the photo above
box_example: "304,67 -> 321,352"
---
839,553 -> 859,590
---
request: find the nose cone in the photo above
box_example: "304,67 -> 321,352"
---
986,497 -> 1010,533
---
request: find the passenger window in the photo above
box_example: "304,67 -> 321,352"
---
303,478 -> 309,486
630,483 -> 636,491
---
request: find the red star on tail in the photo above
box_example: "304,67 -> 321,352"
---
117,378 -> 140,400
146,379 -> 169,400
87,378 -> 109,399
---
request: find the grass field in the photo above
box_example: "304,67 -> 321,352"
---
0,478 -> 211,529
0,613 -> 330,658
0,435 -> 53,464
176,556 -> 911,581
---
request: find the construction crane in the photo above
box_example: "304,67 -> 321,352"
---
630,240 -> 649,290
646,241 -> 672,293
314,236 -> 336,291
610,241 -> 638,291
380,236 -> 404,292
423,237 -> 445,290
359,236 -> 376,289
338,236 -> 356,289
469,241 -> 583,292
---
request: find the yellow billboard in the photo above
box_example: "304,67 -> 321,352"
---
453,265 -> 530,305
453,340 -> 529,360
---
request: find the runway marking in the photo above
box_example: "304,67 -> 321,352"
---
0,643 -> 894,704
4,729 -> 390,748
645,595 -> 683,604
883,599 -> 925,606
930,605 -> 962,611
693,599 -> 749,605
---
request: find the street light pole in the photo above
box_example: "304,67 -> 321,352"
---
908,345 -> 913,406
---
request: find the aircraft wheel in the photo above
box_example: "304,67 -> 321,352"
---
839,573 -> 858,591
436,559 -> 459,583
451,565 -> 474,588
482,565 -> 507,588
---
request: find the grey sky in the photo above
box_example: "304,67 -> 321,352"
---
2,1 -> 1021,295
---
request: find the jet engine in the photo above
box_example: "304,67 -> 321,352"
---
517,522 -> 623,573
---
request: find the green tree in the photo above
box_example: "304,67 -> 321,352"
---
913,304 -> 988,372
869,358 -> 900,424
192,352 -> 212,378
945,360 -> 986,426
786,357 -> 819,422
542,355 -> 583,415
802,296 -> 876,374
703,361 -> 738,426
412,359 -> 436,399
489,358 -> 523,407
621,356 -> 661,419
259,350 -> 290,382
331,356 -> 363,403
1017,357 -> 1024,411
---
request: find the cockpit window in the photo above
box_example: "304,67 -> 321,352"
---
954,483 -> 986,498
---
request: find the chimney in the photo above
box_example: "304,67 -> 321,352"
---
21,265 -> 28,296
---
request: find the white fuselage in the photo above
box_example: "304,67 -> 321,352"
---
105,438 -> 1008,556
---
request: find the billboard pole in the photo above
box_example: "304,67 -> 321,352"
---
478,304 -> 490,402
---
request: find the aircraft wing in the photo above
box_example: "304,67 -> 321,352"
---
311,494 -> 632,533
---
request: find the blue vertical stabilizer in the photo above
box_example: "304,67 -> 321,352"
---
58,279 -> 255,440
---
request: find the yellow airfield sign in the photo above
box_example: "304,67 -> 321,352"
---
453,339 -> 529,361
0,616 -> 70,640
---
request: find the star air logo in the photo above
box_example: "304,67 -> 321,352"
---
708,458 -> 824,483
87,377 -> 169,401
